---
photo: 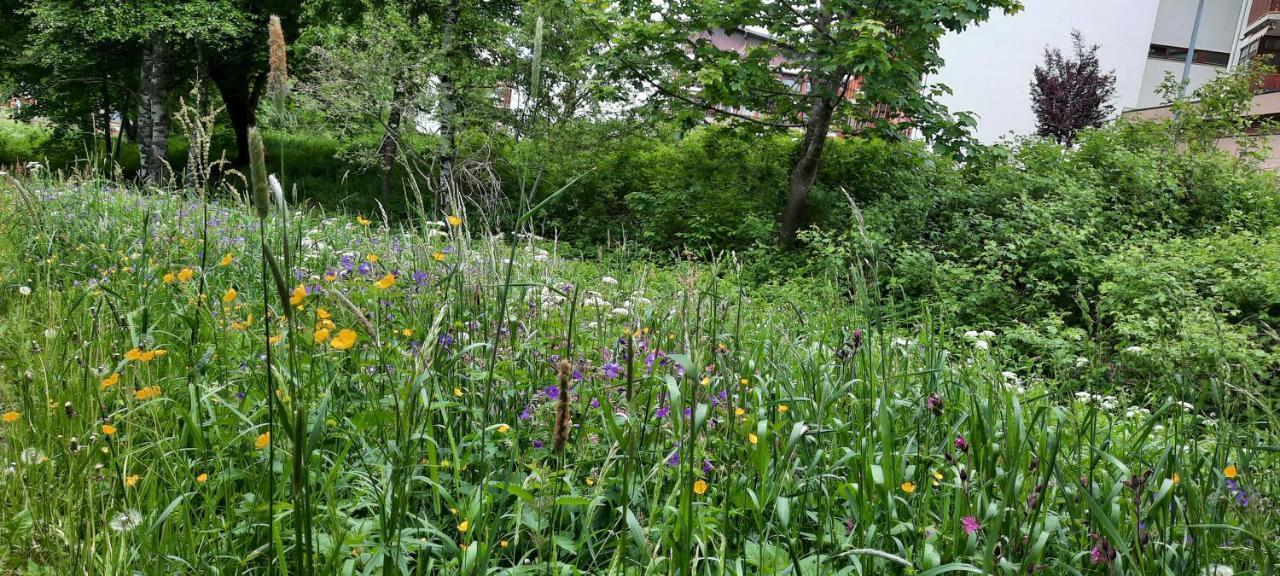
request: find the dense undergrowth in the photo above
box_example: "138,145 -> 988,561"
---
0,168 -> 1276,574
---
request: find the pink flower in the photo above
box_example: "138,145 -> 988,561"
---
961,516 -> 981,535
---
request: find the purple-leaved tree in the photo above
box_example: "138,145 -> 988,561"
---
1031,31 -> 1117,145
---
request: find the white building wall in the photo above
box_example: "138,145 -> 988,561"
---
1135,59 -> 1227,107
1150,0 -> 1243,53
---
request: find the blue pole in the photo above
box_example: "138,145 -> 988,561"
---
1180,0 -> 1208,97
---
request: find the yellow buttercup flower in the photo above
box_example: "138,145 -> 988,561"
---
901,482 -> 917,494
330,329 -> 357,351
255,432 -> 270,450
314,328 -> 330,344
2,411 -> 20,423
693,479 -> 708,495
499,540 -> 509,548
223,287 -> 238,302
356,215 -> 371,226
196,472 -> 208,484
453,387 -> 463,398
289,284 -> 307,307
457,519 -> 470,533
101,372 -> 120,389
366,254 -> 379,263
102,423 -> 117,436
777,404 -> 789,413
219,253 -> 234,267
125,474 -> 140,487
497,424 -> 510,433
401,328 -> 414,337
1171,473 -> 1180,484
734,407 -> 746,418
269,335 -> 283,345
317,308 -> 331,320
162,272 -> 176,284
432,251 -> 446,262
177,268 -> 194,282
374,273 -> 395,289
134,386 -> 162,401
447,215 -> 462,227
1224,465 -> 1238,479
748,433 -> 758,445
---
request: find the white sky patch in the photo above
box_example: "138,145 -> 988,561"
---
933,0 -> 1162,143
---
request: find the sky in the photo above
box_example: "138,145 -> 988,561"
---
933,0 -> 1162,143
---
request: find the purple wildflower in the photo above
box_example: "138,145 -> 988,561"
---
1089,533 -> 1115,565
655,406 -> 670,419
955,435 -> 970,454
602,362 -> 622,379
533,439 -> 544,449
666,452 -> 680,467
926,393 -> 944,414
544,386 -> 559,400
961,516 -> 980,535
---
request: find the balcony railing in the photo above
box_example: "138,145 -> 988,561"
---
1249,0 -> 1280,25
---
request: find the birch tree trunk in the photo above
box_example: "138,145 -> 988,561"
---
137,32 -> 170,184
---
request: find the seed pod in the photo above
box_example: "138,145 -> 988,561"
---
268,15 -> 289,112
552,359 -> 572,453
249,127 -> 270,220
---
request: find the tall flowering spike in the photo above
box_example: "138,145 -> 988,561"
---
267,15 -> 289,105
552,359 -> 572,453
249,127 -> 270,220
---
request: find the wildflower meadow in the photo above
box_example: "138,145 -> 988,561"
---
0,161 -> 1276,575
2,3 -> 1280,575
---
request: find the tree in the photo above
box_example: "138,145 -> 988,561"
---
3,0 -> 304,179
301,0 -> 520,211
1030,31 -> 1116,145
608,0 -> 1021,245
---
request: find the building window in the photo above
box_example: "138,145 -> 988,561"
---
1148,44 -> 1230,66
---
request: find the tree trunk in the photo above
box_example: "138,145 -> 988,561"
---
779,77 -> 841,247
137,39 -> 154,181
436,0 -> 460,216
114,111 -> 127,162
380,81 -> 406,200
137,32 -> 171,184
209,62 -> 265,168
100,77 -> 112,162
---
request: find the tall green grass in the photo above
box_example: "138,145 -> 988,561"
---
0,171 -> 1275,575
